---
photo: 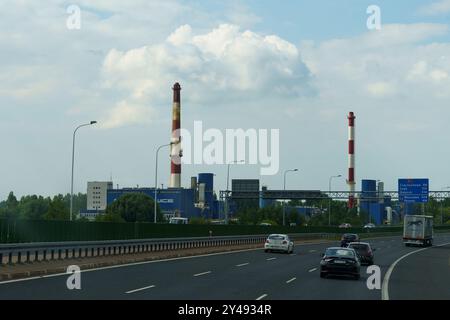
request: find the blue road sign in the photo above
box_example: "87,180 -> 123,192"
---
398,179 -> 429,203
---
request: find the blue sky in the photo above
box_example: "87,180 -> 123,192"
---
2,0 -> 450,200
197,0 -> 450,41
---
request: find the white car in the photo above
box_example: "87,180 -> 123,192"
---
363,223 -> 376,229
264,234 -> 294,254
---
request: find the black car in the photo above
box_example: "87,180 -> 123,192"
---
348,242 -> 375,265
320,247 -> 361,280
340,233 -> 360,247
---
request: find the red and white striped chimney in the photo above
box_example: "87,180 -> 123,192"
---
170,82 -> 182,188
347,112 -> 356,208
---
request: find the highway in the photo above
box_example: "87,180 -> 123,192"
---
0,234 -> 449,300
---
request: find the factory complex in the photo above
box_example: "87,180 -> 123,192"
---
80,82 -> 409,225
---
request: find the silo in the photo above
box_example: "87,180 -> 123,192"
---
198,173 -> 214,192
360,180 -> 377,216
198,173 -> 214,216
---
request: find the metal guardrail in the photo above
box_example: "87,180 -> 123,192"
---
0,233 -> 335,266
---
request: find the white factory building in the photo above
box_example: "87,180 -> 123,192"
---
84,181 -> 113,218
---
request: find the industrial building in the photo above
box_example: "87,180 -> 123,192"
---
83,173 -> 221,221
86,181 -> 113,211
80,181 -> 113,220
231,179 -> 260,212
358,179 -> 399,225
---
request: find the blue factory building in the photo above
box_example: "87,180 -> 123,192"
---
106,173 -> 221,221
359,179 -> 396,225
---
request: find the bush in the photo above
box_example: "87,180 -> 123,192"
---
189,217 -> 208,225
105,193 -> 163,223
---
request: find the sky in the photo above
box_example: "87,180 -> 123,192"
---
2,0 -> 450,200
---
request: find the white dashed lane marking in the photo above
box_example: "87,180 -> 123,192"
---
193,271 -> 212,277
125,285 -> 155,294
236,263 -> 249,267
286,277 -> 297,284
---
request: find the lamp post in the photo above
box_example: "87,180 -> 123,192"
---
283,169 -> 298,226
328,175 -> 342,226
154,143 -> 172,223
441,186 -> 450,225
70,121 -> 97,221
225,160 -> 244,223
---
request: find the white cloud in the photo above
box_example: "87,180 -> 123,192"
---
366,82 -> 396,97
100,100 -> 154,129
100,23 -> 312,128
300,23 -> 450,103
419,0 -> 450,15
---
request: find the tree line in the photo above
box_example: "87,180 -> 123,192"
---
0,191 -> 86,220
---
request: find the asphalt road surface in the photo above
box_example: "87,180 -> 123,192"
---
1,234 -> 449,300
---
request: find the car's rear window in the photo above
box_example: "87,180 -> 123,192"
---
268,235 -> 285,240
326,248 -> 355,258
349,244 -> 369,252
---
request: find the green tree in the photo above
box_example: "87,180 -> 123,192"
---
105,193 -> 162,223
18,195 -> 50,220
45,194 -> 70,220
189,217 -> 208,225
95,213 -> 125,223
63,193 -> 87,217
0,192 -> 19,219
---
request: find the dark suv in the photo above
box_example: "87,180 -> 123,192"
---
340,233 -> 359,247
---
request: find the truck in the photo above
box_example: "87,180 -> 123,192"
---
403,215 -> 433,247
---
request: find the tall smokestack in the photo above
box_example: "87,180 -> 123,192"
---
347,112 -> 356,208
170,82 -> 182,188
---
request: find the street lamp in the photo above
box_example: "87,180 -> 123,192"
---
225,160 -> 245,223
283,169 -> 299,226
70,121 -> 97,221
441,186 -> 450,225
154,143 -> 173,223
328,175 -> 342,226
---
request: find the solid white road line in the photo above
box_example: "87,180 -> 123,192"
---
125,285 -> 155,294
266,257 -> 277,261
286,277 -> 296,284
308,268 -> 318,273
236,263 -> 249,267
256,294 -> 268,300
193,271 -> 212,277
382,242 -> 450,300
